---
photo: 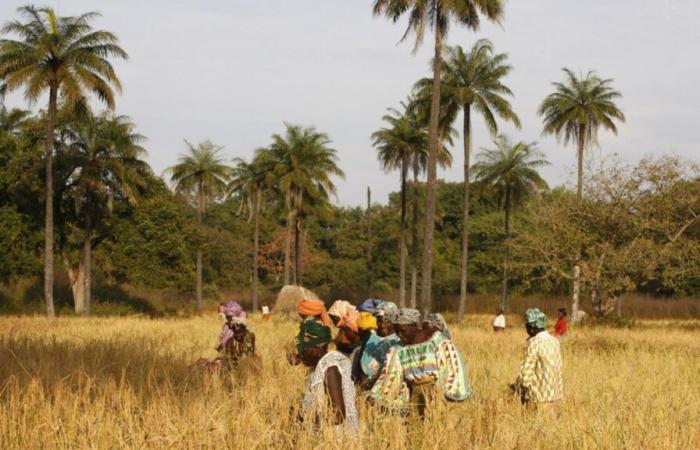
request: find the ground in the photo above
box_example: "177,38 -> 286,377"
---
0,315 -> 698,449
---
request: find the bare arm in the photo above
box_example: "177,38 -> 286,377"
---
324,366 -> 346,425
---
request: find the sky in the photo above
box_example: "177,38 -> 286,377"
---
2,0 -> 699,206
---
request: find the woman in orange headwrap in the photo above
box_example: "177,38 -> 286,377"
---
287,298 -> 333,365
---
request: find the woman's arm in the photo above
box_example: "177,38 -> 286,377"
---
324,366 -> 346,425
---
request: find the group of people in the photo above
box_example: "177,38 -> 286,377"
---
208,298 -> 564,433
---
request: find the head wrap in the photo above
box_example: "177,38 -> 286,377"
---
525,308 -> 547,329
392,308 -> 421,325
375,301 -> 398,318
224,301 -> 246,319
295,317 -> 332,354
328,300 -> 359,332
357,298 -> 383,315
425,313 -> 451,339
296,298 -> 332,327
357,312 -> 378,331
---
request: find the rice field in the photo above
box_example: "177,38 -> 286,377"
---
1,314 -> 698,449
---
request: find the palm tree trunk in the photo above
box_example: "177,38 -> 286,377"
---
44,84 -> 58,318
410,158 -> 419,309
252,190 -> 260,314
419,22 -> 444,314
366,187 -> 373,294
399,154 -> 408,307
294,191 -> 302,286
283,190 -> 292,285
500,185 -> 511,311
84,214 -> 92,316
196,187 -> 203,310
458,105 -> 472,321
572,124 -> 586,323
66,254 -> 85,315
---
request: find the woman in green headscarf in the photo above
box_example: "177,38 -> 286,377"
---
296,318 -> 359,432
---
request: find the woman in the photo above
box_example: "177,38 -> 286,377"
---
298,318 -> 359,432
328,300 -> 361,355
289,298 -> 332,364
368,308 -> 439,417
359,307 -> 401,384
215,301 -> 256,370
350,312 -> 378,385
552,308 -> 568,338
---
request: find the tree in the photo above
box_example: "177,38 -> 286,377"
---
167,140 -> 229,310
513,156 -> 700,315
372,102 -> 427,306
63,113 -> 148,314
373,0 -> 505,313
228,152 -> 269,313
440,40 -> 520,320
0,6 -> 127,317
472,135 -> 548,310
538,68 -> 625,321
266,124 -> 344,286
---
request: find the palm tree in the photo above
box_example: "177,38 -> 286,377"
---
65,113 -> 149,314
267,124 -> 344,285
0,6 -> 127,317
372,102 -> 427,307
440,40 -> 520,320
167,141 -> 229,310
538,68 -> 625,320
228,151 -> 269,314
473,135 -> 549,310
373,0 -> 505,313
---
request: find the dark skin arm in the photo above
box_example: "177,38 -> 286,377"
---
324,366 -> 346,425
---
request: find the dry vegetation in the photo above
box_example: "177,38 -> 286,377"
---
1,314 -> 698,449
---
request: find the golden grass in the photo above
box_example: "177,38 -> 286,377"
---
1,315 -> 698,449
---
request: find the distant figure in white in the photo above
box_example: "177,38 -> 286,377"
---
493,307 -> 506,334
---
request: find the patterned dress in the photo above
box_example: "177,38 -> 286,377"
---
221,331 -> 255,369
360,332 -> 402,380
431,332 -> 473,401
515,330 -> 563,403
302,351 -> 359,431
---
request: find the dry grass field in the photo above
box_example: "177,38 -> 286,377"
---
1,314 -> 698,449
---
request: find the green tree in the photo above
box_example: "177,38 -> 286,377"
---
166,140 -> 229,310
63,113 -> 149,314
373,0 -> 505,313
441,40 -> 520,320
0,6 -> 127,316
538,68 -> 625,321
372,102 -> 427,306
473,135 -> 548,310
266,124 -> 344,286
228,152 -> 269,313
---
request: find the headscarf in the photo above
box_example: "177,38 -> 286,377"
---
357,298 -> 383,315
525,308 -> 547,329
328,300 -> 359,332
296,317 -> 332,354
375,301 -> 398,318
224,301 -> 246,321
425,313 -> 451,339
392,308 -> 421,325
296,298 -> 332,327
357,312 -> 378,331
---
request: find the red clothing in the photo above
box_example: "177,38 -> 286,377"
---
553,317 -> 568,336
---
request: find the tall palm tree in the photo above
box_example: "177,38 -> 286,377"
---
473,135 -> 549,310
373,0 -> 504,313
167,140 -> 229,310
0,6 -> 127,317
441,40 -> 520,320
372,102 -> 427,307
267,124 -> 344,285
228,151 -> 269,314
65,113 -> 149,314
538,68 -> 625,320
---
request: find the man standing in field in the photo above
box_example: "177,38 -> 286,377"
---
511,308 -> 563,407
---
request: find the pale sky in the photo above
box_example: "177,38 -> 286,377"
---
2,1 -> 699,206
